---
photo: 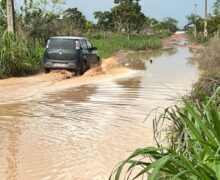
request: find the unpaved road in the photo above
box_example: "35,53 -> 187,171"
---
0,35 -> 199,180
0,57 -> 131,104
163,33 -> 204,49
0,34 -> 202,104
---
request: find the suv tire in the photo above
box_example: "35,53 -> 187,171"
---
75,61 -> 86,76
44,68 -> 50,74
79,61 -> 86,75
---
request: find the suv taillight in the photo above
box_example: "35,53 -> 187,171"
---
75,40 -> 80,50
46,40 -> 50,48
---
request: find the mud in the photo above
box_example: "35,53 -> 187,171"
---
0,35 -> 200,180
0,46 -> 198,180
163,34 -> 204,50
0,57 -> 130,104
0,34 -> 201,105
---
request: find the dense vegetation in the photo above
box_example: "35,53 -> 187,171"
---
90,33 -> 165,58
192,37 -> 220,100
0,0 -> 178,42
186,0 -> 220,43
0,33 -> 43,78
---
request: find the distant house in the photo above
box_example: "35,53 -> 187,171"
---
184,23 -> 194,31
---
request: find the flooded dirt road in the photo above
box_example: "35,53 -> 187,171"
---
0,47 -> 198,180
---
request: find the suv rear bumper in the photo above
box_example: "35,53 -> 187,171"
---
44,60 -> 78,70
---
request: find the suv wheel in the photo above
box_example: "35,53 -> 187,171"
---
97,57 -> 101,66
75,61 -> 86,76
86,62 -> 90,70
44,68 -> 50,74
80,61 -> 86,75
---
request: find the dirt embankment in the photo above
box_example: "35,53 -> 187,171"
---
0,53 -> 131,104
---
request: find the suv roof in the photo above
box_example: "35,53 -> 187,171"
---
50,36 -> 87,40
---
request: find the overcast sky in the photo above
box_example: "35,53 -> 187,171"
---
15,0 -> 216,28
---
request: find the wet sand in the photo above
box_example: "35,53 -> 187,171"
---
163,34 -> 204,50
0,57 -> 132,104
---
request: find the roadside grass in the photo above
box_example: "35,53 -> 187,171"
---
0,32 -> 166,79
110,87 -> 220,180
90,34 -> 163,58
198,37 -> 220,75
187,32 -> 209,45
192,37 -> 220,99
0,33 -> 44,79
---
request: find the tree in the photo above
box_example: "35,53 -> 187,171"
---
63,8 -> 87,35
187,14 -> 204,33
94,11 -> 113,38
111,0 -> 145,39
20,0 -> 65,43
152,22 -> 162,34
85,21 -> 94,34
213,0 -> 220,16
0,0 -> 7,31
161,17 -> 178,33
208,15 -> 220,35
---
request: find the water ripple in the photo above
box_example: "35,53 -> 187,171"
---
0,48 -> 198,179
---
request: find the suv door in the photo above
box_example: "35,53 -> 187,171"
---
79,39 -> 90,64
86,40 -> 99,66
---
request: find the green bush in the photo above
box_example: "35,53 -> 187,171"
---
0,33 -> 44,79
90,33 -> 162,58
187,33 -> 209,44
111,87 -> 220,179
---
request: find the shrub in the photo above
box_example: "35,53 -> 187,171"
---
192,37 -> 220,99
0,33 -> 44,79
187,33 -> 209,44
91,34 -> 162,58
199,37 -> 220,74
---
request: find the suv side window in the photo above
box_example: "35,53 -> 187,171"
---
86,40 -> 93,49
80,39 -> 88,50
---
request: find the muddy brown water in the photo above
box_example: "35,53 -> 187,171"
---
0,47 -> 198,180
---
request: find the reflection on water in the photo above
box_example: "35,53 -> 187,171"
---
120,49 -> 177,70
0,48 -> 198,180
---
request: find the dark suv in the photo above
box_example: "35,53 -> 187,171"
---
42,36 -> 100,75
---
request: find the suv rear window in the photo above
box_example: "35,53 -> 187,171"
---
48,38 -> 76,50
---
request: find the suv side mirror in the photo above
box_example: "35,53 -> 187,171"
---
93,47 -> 98,50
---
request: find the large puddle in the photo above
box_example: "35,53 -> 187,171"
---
0,47 -> 198,180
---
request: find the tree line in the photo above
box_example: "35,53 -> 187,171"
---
2,0 -> 220,43
0,0 -> 178,43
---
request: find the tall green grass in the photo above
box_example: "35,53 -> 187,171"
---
110,87 -> 220,179
0,33 -> 164,78
187,33 -> 209,44
0,33 -> 44,78
90,34 -> 162,58
192,37 -> 220,100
